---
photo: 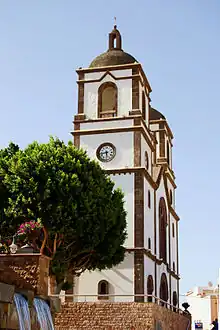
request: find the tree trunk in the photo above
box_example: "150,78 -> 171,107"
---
65,274 -> 73,302
49,275 -> 57,295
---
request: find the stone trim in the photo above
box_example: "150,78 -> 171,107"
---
132,67 -> 140,110
150,119 -> 174,139
74,114 -> 86,121
76,62 -> 152,93
77,72 -> 84,114
73,113 -> 157,145
73,113 -> 139,123
134,171 -> 144,302
77,72 -> 138,84
106,168 -> 156,189
133,117 -> 141,167
159,123 -> 165,158
74,122 -> 80,148
134,251 -> 144,302
71,125 -> 155,152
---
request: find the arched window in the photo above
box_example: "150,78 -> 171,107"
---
172,223 -> 175,238
160,273 -> 168,306
173,262 -> 175,272
98,280 -> 109,300
167,141 -> 170,166
147,275 -> 154,302
173,291 -> 178,312
98,82 -> 117,118
148,190 -> 151,208
142,91 -> 146,120
170,190 -> 173,205
145,151 -> 149,170
148,238 -> 151,250
159,198 -> 167,262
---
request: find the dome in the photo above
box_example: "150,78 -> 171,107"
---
89,26 -> 137,68
90,49 -> 137,68
149,107 -> 165,120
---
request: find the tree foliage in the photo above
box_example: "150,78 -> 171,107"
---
0,138 -> 127,287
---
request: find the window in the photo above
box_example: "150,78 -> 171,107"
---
172,223 -> 175,238
159,198 -> 167,262
147,275 -> 154,302
98,280 -> 109,300
148,238 -> 151,250
98,82 -> 117,118
145,151 -> 149,170
159,273 -> 168,306
142,91 -> 146,120
148,190 -> 151,208
170,190 -> 173,205
173,262 -> 175,272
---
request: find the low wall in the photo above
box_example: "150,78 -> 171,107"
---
55,302 -> 191,330
0,254 -> 50,296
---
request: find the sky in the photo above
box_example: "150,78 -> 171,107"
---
0,0 -> 220,298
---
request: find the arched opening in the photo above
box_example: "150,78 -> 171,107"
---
159,273 -> 168,306
147,275 -> 154,302
167,141 -> 170,166
148,190 -> 151,208
173,291 -> 178,312
148,237 -> 151,250
142,91 -> 146,120
98,280 -> 109,300
159,198 -> 167,262
170,190 -> 173,205
172,223 -> 175,238
98,82 -> 117,118
145,151 -> 149,170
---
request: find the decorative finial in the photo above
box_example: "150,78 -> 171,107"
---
114,17 -> 117,29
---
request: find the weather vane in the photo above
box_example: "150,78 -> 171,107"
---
114,16 -> 117,27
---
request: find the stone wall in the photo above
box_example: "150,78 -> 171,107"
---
55,302 -> 191,330
0,254 -> 50,296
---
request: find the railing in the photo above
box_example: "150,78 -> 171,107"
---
49,293 -> 187,316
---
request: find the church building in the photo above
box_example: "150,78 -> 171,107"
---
71,25 -> 180,308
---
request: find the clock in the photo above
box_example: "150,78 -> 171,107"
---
96,143 -> 116,162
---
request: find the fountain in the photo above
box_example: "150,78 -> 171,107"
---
33,298 -> 55,330
14,293 -> 31,330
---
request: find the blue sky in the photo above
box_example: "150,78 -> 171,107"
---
0,0 -> 219,297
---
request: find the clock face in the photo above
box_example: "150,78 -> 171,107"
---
97,143 -> 116,162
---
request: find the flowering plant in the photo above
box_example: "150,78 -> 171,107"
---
17,220 -> 43,237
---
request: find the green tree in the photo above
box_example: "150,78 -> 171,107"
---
0,138 -> 127,291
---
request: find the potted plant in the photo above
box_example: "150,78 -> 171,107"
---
17,220 -> 43,251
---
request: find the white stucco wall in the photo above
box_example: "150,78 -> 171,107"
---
84,69 -> 132,119
109,173 -> 134,248
80,131 -> 134,170
187,294 -> 212,330
74,252 -> 134,302
80,118 -> 133,131
144,180 -> 154,253
144,255 -> 155,299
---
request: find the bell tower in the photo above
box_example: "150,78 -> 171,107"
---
72,26 -> 180,307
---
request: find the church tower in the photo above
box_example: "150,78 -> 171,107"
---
72,26 -> 180,307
